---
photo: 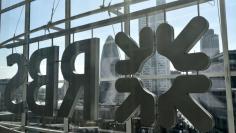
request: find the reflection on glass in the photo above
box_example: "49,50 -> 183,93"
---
0,0 -> 236,132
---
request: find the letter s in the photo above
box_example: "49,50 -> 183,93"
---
4,53 -> 28,114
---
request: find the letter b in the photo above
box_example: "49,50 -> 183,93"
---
27,46 -> 59,116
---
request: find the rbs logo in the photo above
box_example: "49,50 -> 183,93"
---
5,39 -> 100,121
4,16 -> 214,132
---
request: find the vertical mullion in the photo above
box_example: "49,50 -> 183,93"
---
219,0 -> 235,133
22,0 -> 30,131
64,0 -> 71,132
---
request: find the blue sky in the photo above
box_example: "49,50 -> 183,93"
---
0,0 -> 235,79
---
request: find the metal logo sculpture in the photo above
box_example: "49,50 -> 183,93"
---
115,27 -> 156,127
5,39 -> 100,121
114,16 -> 214,132
3,16 -> 214,132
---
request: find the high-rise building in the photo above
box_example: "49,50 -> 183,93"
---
139,0 -> 165,32
100,36 -> 124,105
199,28 -> 234,132
138,0 -> 170,95
194,50 -> 236,132
200,29 -> 220,58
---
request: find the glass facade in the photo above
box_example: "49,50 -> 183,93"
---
0,0 -> 235,132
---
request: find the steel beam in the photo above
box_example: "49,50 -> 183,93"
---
65,0 -> 71,47
124,0 -> 130,36
1,0 -> 212,49
219,0 -> 235,133
0,124 -> 23,133
109,8 -> 123,16
25,126 -> 63,133
49,26 -> 64,31
0,122 -> 63,133
64,0 -> 71,132
21,0 -> 30,130
0,0 -> 148,46
99,71 -> 236,81
14,38 -> 24,42
0,0 -> 35,14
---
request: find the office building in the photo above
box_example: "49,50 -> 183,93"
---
200,29 -> 220,58
100,35 -> 124,105
138,0 -> 171,95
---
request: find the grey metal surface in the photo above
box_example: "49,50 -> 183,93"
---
115,78 -> 156,127
65,0 -> 71,47
115,27 -> 154,75
58,38 -> 99,121
0,0 -> 212,48
156,16 -> 214,132
27,46 -> 59,116
22,0 -> 31,128
156,16 -> 210,71
114,27 -> 156,127
158,75 -> 214,132
4,54 -> 28,114
124,0 -> 130,36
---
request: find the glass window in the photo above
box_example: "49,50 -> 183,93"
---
0,0 -> 235,132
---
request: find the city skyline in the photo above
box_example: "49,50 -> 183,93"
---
0,0 -> 235,80
0,1 -> 235,132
